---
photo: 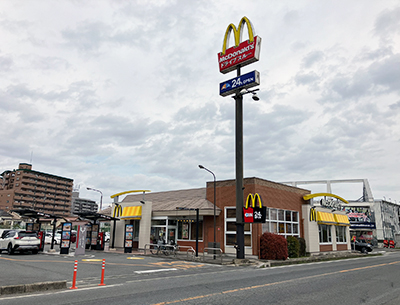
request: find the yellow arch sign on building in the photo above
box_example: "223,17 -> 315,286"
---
303,193 -> 348,204
110,190 -> 151,199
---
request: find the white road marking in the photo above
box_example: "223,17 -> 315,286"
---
134,268 -> 178,274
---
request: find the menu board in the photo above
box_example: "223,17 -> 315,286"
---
124,224 -> 133,253
60,222 -> 72,254
91,224 -> 99,246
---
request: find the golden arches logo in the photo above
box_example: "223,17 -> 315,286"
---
245,193 -> 263,209
310,207 -> 317,222
113,205 -> 122,218
221,16 -> 255,55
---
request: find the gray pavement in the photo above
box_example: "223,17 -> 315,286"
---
0,243 -> 394,296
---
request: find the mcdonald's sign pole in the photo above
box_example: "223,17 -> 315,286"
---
218,17 -> 261,259
234,65 -> 245,259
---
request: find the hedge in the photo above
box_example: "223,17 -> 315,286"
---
260,232 -> 288,260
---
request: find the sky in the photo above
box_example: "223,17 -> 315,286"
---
1,0 -> 399,207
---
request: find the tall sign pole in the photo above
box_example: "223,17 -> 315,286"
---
234,66 -> 245,259
217,17 -> 262,259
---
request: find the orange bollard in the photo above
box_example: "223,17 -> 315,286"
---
70,260 -> 78,289
99,259 -> 106,286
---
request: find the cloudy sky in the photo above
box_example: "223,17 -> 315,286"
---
1,0 -> 399,206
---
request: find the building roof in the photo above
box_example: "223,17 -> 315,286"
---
122,188 -> 220,213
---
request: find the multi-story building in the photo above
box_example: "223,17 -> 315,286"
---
71,191 -> 98,215
281,179 -> 400,247
0,163 -> 73,217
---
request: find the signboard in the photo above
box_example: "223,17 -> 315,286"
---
218,17 -> 262,74
220,70 -> 260,97
91,224 -> 99,250
243,193 -> 266,223
344,207 -> 376,229
60,222 -> 72,255
75,225 -> 87,256
85,224 -> 92,249
124,224 -> 133,253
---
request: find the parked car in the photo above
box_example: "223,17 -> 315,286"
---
45,233 -> 61,244
351,240 -> 373,253
0,230 -> 40,254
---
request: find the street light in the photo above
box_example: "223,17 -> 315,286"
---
198,164 -> 217,259
87,187 -> 103,212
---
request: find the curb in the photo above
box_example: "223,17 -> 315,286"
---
0,281 -> 67,295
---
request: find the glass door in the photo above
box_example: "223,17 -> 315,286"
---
167,228 -> 176,245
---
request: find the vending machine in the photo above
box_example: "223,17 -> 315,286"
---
97,232 -> 105,250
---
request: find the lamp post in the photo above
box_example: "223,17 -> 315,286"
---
198,165 -> 217,259
87,187 -> 103,212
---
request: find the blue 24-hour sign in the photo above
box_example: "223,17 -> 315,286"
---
219,70 -> 260,97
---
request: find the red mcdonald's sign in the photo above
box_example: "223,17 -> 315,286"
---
218,16 -> 262,74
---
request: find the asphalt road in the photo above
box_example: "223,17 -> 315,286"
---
1,249 -> 400,304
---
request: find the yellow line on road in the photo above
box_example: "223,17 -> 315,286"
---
151,260 -> 400,305
82,259 -> 103,262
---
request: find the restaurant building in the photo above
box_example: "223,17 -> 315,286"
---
110,177 -> 351,257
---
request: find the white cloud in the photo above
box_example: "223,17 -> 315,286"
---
0,0 -> 399,204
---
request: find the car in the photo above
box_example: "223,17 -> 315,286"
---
45,233 -> 61,244
0,230 -> 40,254
351,240 -> 373,253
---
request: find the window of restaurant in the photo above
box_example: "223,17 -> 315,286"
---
336,226 -> 347,243
225,207 -> 251,248
177,221 -> 203,241
261,208 -> 300,238
150,217 -> 177,244
124,219 -> 140,241
319,224 -> 332,244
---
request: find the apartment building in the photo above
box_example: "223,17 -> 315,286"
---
0,163 -> 73,217
71,191 -> 98,215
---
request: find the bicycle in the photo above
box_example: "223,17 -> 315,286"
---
150,242 -> 177,256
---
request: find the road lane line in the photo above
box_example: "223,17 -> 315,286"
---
134,268 -> 178,274
151,260 -> 400,305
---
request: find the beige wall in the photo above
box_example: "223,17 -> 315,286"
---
112,201 -> 152,250
303,204 -> 351,254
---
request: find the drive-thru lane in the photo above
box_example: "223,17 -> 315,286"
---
0,249 -> 219,293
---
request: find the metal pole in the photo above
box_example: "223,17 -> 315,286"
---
196,208 -> 199,257
111,198 -> 119,249
87,187 -> 103,212
235,65 -> 245,259
51,218 -> 56,250
198,165 -> 217,259
213,176 -> 216,259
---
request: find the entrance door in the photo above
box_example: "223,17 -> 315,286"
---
167,228 -> 176,245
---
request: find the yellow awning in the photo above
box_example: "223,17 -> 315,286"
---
317,211 -> 336,224
121,206 -> 142,219
334,213 -> 350,226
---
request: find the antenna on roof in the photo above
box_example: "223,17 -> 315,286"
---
30,151 -> 33,164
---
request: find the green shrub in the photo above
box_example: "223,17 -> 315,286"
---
297,237 -> 306,257
287,236 -> 300,258
260,232 -> 288,260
